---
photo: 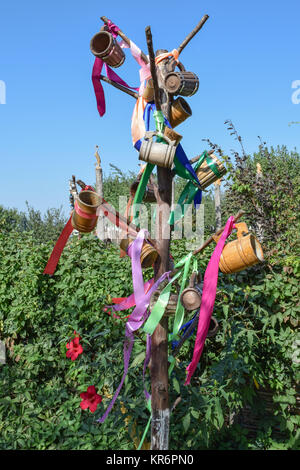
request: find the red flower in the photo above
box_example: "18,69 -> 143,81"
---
66,331 -> 83,361
80,386 -> 102,413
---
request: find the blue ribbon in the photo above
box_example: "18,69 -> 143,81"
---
133,103 -> 202,208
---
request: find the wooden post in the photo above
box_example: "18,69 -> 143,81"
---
214,179 -> 222,231
94,146 -> 106,241
255,163 -> 264,243
145,25 -> 172,451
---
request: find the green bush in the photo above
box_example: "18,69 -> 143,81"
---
0,144 -> 299,450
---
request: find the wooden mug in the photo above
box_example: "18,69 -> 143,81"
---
214,223 -> 264,274
196,153 -> 227,190
169,97 -> 192,128
71,190 -> 101,233
90,30 -> 125,68
164,71 -> 199,97
180,271 -> 203,311
139,131 -> 177,168
120,237 -> 158,269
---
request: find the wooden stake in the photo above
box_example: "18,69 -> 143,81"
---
99,74 -> 139,99
145,25 -> 171,451
101,16 -> 149,65
177,15 -> 209,55
214,179 -> 222,231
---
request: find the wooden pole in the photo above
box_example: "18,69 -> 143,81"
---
94,146 -> 106,241
145,25 -> 171,451
99,74 -> 139,99
177,15 -> 209,55
101,16 -> 149,65
214,179 -> 222,231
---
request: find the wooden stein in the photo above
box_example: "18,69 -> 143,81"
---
214,222 -> 264,274
150,287 -> 179,317
71,190 -> 101,233
196,153 -> 227,190
139,131 -> 177,169
207,316 -> 219,338
180,271 -> 203,311
90,30 -> 125,68
169,97 -> 192,128
142,78 -> 154,102
120,237 -> 158,269
164,71 -> 199,97
163,127 -> 183,146
130,179 -> 156,203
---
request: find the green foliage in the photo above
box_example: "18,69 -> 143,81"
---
0,143 -> 299,450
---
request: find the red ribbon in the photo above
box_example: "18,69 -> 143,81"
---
43,217 -> 73,275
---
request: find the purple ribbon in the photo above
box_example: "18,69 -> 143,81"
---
98,230 -> 170,422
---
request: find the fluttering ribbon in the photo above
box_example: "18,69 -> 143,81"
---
98,229 -> 170,423
92,21 -> 140,117
155,49 -> 179,65
43,193 -> 138,275
185,216 -> 235,385
169,150 -> 223,225
43,217 -> 73,275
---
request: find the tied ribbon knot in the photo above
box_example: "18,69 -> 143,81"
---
155,49 -> 179,65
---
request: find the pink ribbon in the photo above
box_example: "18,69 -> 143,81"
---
74,201 -> 97,220
92,58 -> 139,117
185,216 -> 235,385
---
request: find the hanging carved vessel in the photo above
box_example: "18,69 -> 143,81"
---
90,30 -> 125,68
180,271 -> 203,311
196,153 -> 227,189
164,71 -> 199,97
169,97 -> 192,128
71,190 -> 101,233
120,237 -> 159,269
214,222 -> 264,274
139,131 -> 177,168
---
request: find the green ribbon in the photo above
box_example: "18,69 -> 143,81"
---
169,151 -> 223,225
132,163 -> 155,227
138,252 -> 193,448
132,111 -> 166,227
137,398 -> 151,450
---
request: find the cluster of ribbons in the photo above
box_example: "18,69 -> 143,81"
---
91,21 -> 205,225
99,216 -> 235,447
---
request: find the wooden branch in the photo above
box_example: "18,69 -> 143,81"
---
189,149 -> 214,164
193,210 -> 245,256
99,74 -> 138,99
100,16 -> 149,65
177,15 -> 209,55
145,26 -> 161,112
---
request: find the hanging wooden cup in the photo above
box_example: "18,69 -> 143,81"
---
214,222 -> 264,274
142,78 -> 154,102
163,127 -> 183,146
71,190 -> 101,233
180,271 -> 203,311
139,131 -> 177,169
164,71 -> 199,97
196,153 -> 227,190
130,178 -> 156,203
169,97 -> 192,128
90,30 -> 125,68
120,237 -> 159,269
150,287 -> 179,317
207,316 -> 219,338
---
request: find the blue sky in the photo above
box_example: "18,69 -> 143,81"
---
0,0 -> 299,215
